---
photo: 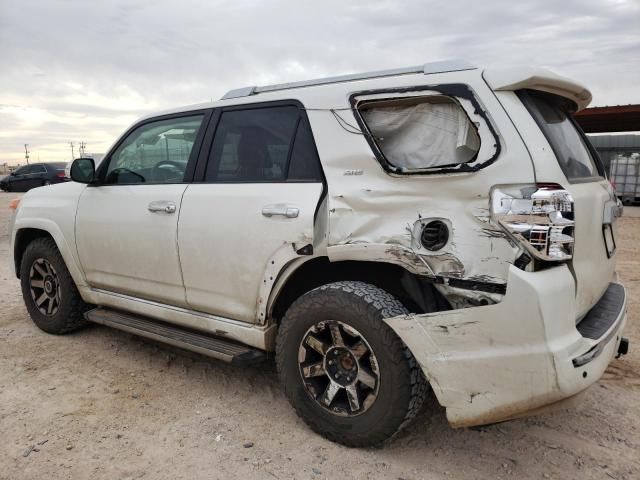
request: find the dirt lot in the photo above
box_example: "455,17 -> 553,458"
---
0,191 -> 638,480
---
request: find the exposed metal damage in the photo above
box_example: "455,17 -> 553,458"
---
326,200 -> 514,309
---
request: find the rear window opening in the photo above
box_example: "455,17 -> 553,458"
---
359,96 -> 480,170
519,90 -> 604,182
352,88 -> 499,175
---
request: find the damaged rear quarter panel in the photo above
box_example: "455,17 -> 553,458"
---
307,72 -> 536,302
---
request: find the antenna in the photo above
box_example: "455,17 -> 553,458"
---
24,144 -> 30,165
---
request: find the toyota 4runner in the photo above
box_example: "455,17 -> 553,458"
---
9,61 -> 629,447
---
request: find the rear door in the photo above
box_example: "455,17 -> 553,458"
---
178,102 -> 324,323
75,111 -> 210,307
518,90 -> 618,318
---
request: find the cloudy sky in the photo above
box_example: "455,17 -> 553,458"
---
1,0 -> 638,164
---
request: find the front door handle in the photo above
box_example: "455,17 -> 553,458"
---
262,204 -> 299,218
148,201 -> 177,214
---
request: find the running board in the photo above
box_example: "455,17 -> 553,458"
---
85,308 -> 266,365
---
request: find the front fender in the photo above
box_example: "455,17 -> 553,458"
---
12,217 -> 87,289
11,182 -> 87,288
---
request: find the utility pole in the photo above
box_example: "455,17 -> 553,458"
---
69,141 -> 75,160
24,144 -> 30,165
79,141 -> 86,157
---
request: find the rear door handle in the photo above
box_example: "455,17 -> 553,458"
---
148,201 -> 177,214
261,204 -> 299,218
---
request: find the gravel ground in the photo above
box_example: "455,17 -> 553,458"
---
0,191 -> 638,480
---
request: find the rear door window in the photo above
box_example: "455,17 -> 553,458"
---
519,90 -> 603,181
204,105 -> 322,183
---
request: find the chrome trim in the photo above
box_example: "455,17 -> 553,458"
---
148,201 -> 177,214
261,205 -> 300,218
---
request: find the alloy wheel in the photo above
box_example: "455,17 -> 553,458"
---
298,320 -> 380,417
29,258 -> 61,316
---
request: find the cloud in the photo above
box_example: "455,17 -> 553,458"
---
1,0 -> 638,163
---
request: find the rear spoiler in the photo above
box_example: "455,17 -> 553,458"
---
483,67 -> 592,112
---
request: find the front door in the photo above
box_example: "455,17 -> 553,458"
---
179,103 -> 324,322
75,112 -> 208,306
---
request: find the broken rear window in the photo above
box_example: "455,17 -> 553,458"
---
354,90 -> 498,174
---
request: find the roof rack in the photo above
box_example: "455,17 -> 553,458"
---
221,60 -> 475,100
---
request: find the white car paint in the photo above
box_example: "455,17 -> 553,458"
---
75,184 -> 189,307
178,182 -> 323,322
10,63 -> 627,428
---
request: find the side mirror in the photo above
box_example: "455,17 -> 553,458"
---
70,158 -> 96,184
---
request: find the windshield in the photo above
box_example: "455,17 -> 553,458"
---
519,90 -> 602,181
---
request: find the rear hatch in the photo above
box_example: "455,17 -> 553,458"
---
518,90 -> 618,319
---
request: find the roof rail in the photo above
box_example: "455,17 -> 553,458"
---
221,60 -> 475,100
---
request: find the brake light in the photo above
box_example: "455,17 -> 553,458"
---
491,183 -> 574,262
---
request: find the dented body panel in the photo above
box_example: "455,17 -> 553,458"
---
302,70 -> 535,306
385,265 -> 627,427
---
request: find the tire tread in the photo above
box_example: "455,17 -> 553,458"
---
20,237 -> 89,334
276,280 -> 427,447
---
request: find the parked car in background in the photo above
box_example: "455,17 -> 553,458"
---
0,162 -> 68,192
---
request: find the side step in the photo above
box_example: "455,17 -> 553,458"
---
85,308 -> 266,365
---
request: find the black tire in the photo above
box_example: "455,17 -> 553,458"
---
276,281 -> 427,447
20,237 -> 90,334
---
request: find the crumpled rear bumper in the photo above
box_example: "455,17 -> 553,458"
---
385,265 -> 627,427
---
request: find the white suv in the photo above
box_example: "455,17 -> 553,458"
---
9,61 -> 629,447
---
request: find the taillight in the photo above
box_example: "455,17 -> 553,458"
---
56,172 -> 66,178
491,183 -> 574,262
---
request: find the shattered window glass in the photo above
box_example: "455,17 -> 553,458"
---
359,96 -> 480,170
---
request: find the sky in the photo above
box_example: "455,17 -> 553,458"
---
1,0 -> 639,165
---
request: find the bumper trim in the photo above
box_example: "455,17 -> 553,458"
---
572,285 -> 626,368
576,283 -> 625,340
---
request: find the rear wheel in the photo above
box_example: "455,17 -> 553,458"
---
276,281 -> 427,447
43,180 -> 52,186
20,237 -> 90,334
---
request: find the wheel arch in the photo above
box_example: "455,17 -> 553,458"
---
268,256 -> 449,324
14,228 -> 52,278
13,222 -> 86,289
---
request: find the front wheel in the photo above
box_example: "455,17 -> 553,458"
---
20,237 -> 90,334
276,281 -> 427,447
